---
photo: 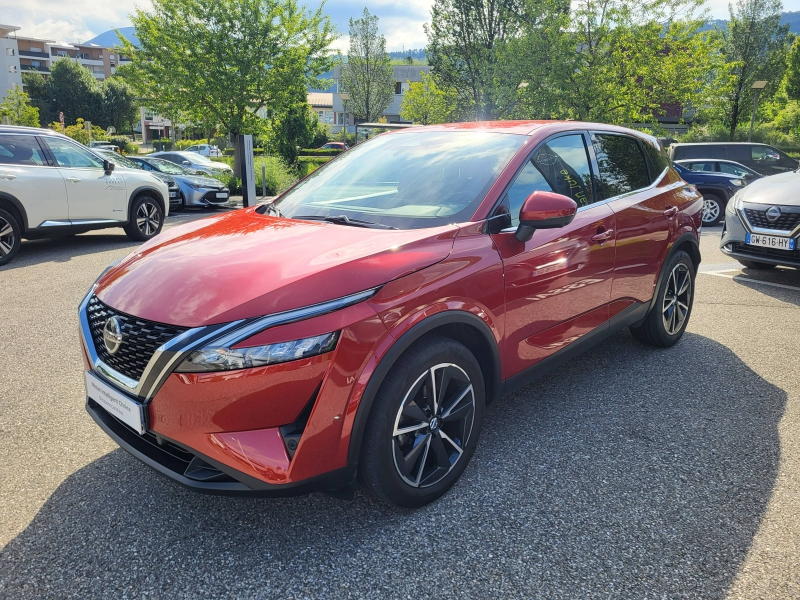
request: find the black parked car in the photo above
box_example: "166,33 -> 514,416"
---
672,162 -> 747,225
669,142 -> 798,176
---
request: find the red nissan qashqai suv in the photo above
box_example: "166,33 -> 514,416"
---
80,122 -> 702,507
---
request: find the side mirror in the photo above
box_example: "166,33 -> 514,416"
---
103,159 -> 115,175
516,191 -> 578,242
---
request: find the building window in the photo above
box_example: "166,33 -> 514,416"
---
29,46 -> 42,53
8,65 -> 17,73
395,82 -> 402,94
5,48 -> 14,56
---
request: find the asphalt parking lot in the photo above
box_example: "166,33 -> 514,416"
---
1,216 -> 798,599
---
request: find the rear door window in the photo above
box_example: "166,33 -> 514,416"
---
0,135 -> 47,166
591,134 -> 650,199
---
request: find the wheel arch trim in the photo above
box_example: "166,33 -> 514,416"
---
0,192 -> 29,232
346,310 -> 502,466
128,185 -> 166,222
646,231 -> 700,314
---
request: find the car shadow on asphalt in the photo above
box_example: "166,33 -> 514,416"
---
735,266 -> 800,305
1,234 -> 139,271
0,331 -> 786,599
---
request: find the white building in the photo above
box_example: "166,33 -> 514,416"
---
309,64 -> 431,133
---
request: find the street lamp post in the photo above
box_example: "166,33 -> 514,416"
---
749,81 -> 767,142
339,93 -> 350,145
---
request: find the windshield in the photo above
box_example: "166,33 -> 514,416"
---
273,130 -> 527,229
97,151 -> 140,170
146,157 -> 196,175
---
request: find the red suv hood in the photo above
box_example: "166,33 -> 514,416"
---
95,208 -> 458,327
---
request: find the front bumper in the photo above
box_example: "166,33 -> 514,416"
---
721,203 -> 800,268
87,398 -> 357,496
185,187 -> 230,206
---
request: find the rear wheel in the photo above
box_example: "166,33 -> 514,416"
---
124,195 -> 164,242
359,336 -> 485,508
630,250 -> 695,347
701,194 -> 724,225
737,259 -> 775,270
0,208 -> 21,266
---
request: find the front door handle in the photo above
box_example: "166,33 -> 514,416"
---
65,177 -> 81,183
591,229 -> 614,243
0,173 -> 16,180
663,206 -> 679,218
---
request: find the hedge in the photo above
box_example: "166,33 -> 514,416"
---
222,148 -> 265,156
298,148 -> 343,157
297,156 -> 332,177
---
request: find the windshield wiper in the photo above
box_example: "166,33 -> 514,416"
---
293,215 -> 397,230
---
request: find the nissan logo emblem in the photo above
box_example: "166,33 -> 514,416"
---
766,206 -> 781,222
102,317 -> 124,354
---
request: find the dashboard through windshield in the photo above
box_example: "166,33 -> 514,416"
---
272,130 -> 527,230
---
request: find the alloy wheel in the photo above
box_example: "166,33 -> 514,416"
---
136,201 -> 160,237
701,197 -> 720,224
392,363 -> 476,488
0,216 -> 15,257
662,263 -> 691,335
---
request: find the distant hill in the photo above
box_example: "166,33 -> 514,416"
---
701,11 -> 800,34
387,48 -> 427,61
83,27 -> 138,48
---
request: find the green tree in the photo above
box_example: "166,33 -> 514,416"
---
426,0 -> 534,120
101,77 -> 139,134
340,8 -> 395,122
47,58 -> 104,126
50,118 -> 108,145
273,102 -> 325,165
122,0 -> 336,177
399,71 -> 458,124
21,71 -> 53,124
0,86 -> 40,127
786,37 -> 800,100
723,0 -> 791,139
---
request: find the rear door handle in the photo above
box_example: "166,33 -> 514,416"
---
65,177 -> 81,183
663,206 -> 679,218
0,173 -> 16,180
591,229 -> 614,243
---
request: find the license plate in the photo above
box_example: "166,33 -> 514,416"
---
216,192 -> 228,198
746,233 -> 795,251
85,371 -> 146,434
169,192 -> 177,198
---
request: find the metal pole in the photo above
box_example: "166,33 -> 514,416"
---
261,163 -> 266,199
748,89 -> 760,143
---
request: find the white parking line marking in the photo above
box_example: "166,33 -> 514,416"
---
701,271 -> 800,292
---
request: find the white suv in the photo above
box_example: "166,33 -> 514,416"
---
0,126 -> 169,266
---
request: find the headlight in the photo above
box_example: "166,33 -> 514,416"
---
729,191 -> 744,212
174,332 -> 340,373
188,182 -> 206,190
731,178 -> 745,187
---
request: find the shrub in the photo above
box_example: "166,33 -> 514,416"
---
297,156 -> 332,177
210,156 -> 296,196
108,135 -> 135,154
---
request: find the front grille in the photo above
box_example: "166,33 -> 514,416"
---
744,208 -> 800,232
731,242 -> 800,263
87,296 -> 187,382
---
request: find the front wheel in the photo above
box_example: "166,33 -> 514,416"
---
359,336 -> 485,508
630,250 -> 695,347
124,195 -> 164,242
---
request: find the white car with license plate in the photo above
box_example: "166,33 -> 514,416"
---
183,143 -> 222,157
720,170 -> 800,270
0,126 -> 169,266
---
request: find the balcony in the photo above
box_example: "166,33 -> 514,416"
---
20,64 -> 49,73
19,49 -> 49,58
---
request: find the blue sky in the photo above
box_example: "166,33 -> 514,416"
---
0,0 -> 797,50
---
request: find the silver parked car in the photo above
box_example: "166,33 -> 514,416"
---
149,150 -> 232,176
720,170 -> 800,270
126,156 -> 230,209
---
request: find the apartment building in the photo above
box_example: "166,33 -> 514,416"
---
1,23 -> 130,99
310,64 -> 431,132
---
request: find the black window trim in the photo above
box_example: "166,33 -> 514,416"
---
587,130 -> 668,204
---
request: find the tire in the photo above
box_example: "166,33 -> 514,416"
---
630,250 -> 695,348
0,208 -> 21,266
701,194 -> 724,225
737,259 -> 775,270
359,336 -> 485,508
124,195 -> 164,242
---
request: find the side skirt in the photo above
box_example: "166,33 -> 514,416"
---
502,301 -> 649,396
